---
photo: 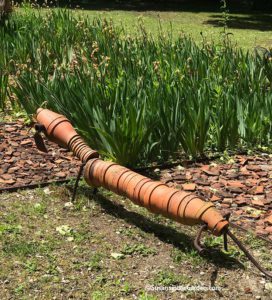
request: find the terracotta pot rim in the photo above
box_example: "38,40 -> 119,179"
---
126,176 -> 149,203
47,117 -> 69,134
82,150 -> 99,162
73,141 -> 84,153
212,219 -> 229,236
120,172 -> 139,194
77,145 -> 89,157
166,191 -> 187,215
179,195 -> 200,222
99,162 -> 117,186
150,188 -> 179,213
143,183 -> 166,208
133,178 -> 152,202
86,158 -> 103,186
105,168 -> 130,192
194,202 -> 214,220
68,135 -> 81,149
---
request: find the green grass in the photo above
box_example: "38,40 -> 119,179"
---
0,187 -> 272,299
77,10 -> 272,50
20,2 -> 272,51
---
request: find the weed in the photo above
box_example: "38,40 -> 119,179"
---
121,243 -> 157,257
153,269 -> 189,286
84,253 -> 104,271
138,292 -> 158,300
23,259 -> 38,273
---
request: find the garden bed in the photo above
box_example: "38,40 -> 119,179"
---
1,119 -> 272,243
0,118 -> 81,190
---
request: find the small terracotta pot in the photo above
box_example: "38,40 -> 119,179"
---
90,160 -> 107,187
36,108 -> 64,129
82,149 -> 99,163
104,166 -> 130,193
118,172 -> 139,196
142,182 -> 166,209
181,197 -> 210,226
125,174 -> 148,200
116,171 -> 134,195
167,191 -> 191,221
132,178 -> 152,204
98,162 -> 117,187
149,186 -> 178,214
137,181 -> 159,206
178,194 -> 201,225
86,159 -> 104,187
84,158 -> 101,187
201,208 -> 229,236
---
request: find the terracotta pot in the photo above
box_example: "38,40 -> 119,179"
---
126,174 -> 149,202
82,149 -> 99,163
136,181 -> 159,206
118,172 -> 139,196
36,108 -> 99,161
142,182 -> 166,209
166,191 -> 191,221
98,162 -> 117,187
149,186 -> 178,214
116,170 -> 135,195
177,194 -> 202,225
201,208 -> 229,236
132,178 -> 152,204
85,158 -> 104,187
103,166 -> 130,193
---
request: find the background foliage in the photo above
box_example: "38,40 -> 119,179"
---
1,6 -> 272,167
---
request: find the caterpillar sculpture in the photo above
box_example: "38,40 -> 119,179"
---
34,108 -> 272,279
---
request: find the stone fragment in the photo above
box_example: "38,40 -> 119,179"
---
21,139 -> 32,146
246,165 -> 262,172
182,183 -> 196,191
201,166 -> 220,176
5,127 -> 16,132
0,178 -> 16,185
1,174 -> 12,180
210,195 -> 221,202
251,199 -> 265,207
249,186 -> 264,195
55,172 -> 67,178
264,214 -> 272,225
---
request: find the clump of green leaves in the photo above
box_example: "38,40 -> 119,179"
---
2,6 -> 272,167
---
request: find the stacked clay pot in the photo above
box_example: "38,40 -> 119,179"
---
36,108 -> 229,236
35,108 -> 99,162
84,159 -> 229,236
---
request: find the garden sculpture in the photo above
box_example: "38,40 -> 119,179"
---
34,108 -> 272,279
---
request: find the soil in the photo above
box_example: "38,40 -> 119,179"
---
0,187 -> 271,299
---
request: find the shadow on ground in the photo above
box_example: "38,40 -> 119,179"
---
205,14 -> 272,31
57,0 -> 221,12
74,186 -> 244,271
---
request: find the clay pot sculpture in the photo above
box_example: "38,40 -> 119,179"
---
83,158 -> 229,236
36,107 -> 229,236
35,108 -> 99,162
34,107 -> 272,279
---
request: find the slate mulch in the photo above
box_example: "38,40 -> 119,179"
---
0,120 -> 82,190
1,119 -> 272,241
160,156 -> 272,241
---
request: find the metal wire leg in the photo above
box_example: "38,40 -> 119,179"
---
71,162 -> 86,202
